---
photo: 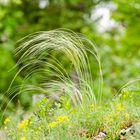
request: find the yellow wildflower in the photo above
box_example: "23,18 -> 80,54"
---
115,103 -> 125,111
20,137 -> 27,140
4,117 -> 11,125
56,116 -> 69,123
18,119 -> 29,129
48,116 -> 69,129
48,121 -> 58,129
122,89 -> 132,98
124,113 -> 129,120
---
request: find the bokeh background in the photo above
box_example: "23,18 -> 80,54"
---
0,0 -> 140,117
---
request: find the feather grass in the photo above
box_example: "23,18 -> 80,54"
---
1,29 -> 103,120
15,29 -> 103,103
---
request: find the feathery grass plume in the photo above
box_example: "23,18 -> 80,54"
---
117,78 -> 140,102
1,29 -> 103,119
117,77 -> 140,94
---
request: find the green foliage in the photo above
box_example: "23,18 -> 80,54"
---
1,0 -> 139,108
0,0 -> 140,139
2,29 -> 140,139
3,87 -> 140,139
0,0 -> 95,109
14,29 -> 102,105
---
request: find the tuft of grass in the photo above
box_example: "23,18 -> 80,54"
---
1,29 -> 140,139
3,90 -> 140,139
7,28 -> 103,108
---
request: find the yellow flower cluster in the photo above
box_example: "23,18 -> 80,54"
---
19,119 -> 29,130
56,116 -> 69,123
4,117 -> 11,125
122,89 -> 132,98
20,137 -> 27,140
115,103 -> 125,111
124,112 -> 129,120
48,115 -> 69,129
48,121 -> 58,129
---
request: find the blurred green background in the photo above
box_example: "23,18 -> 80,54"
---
0,0 -> 140,112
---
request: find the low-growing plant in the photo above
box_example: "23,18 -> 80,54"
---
1,29 -> 140,140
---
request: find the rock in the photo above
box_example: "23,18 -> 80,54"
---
91,132 -> 106,140
32,94 -> 45,105
0,130 -> 8,140
120,126 -> 135,140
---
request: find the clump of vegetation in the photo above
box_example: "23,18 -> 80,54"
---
2,29 -> 140,140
